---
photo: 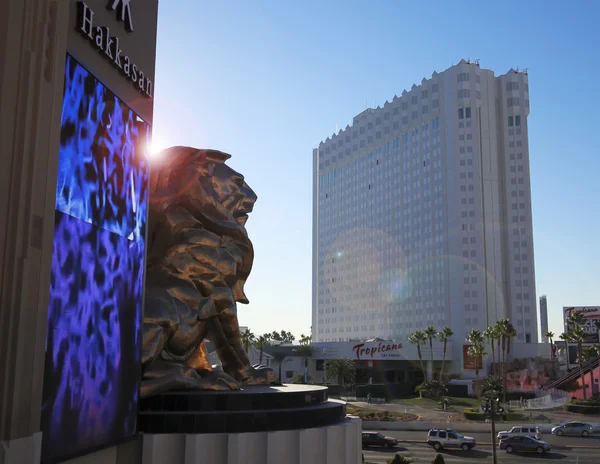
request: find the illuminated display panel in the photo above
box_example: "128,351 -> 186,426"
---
41,54 -> 150,463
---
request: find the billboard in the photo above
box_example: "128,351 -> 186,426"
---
463,345 -> 483,370
41,54 -> 150,463
563,306 -> 600,344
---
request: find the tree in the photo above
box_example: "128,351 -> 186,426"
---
496,318 -> 516,404
408,330 -> 427,381
438,327 -> 454,382
484,326 -> 498,374
567,312 -> 588,400
559,331 -> 572,370
255,333 -> 271,364
300,333 -> 312,345
291,372 -> 313,384
326,358 -> 356,387
271,331 -> 283,342
416,380 -> 447,399
241,328 -> 256,354
280,330 -> 295,344
545,331 -> 555,358
424,325 -> 438,372
297,343 -> 314,384
582,346 -> 599,395
467,328 -> 486,395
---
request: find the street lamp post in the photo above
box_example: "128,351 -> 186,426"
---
323,348 -> 327,385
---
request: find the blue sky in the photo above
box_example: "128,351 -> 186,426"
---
152,0 -> 599,341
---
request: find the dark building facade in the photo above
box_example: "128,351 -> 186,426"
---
0,1 -> 158,463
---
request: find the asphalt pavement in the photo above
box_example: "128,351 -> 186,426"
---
361,430 -> 600,448
363,441 -> 600,463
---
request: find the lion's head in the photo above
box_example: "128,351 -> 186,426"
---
146,147 -> 257,305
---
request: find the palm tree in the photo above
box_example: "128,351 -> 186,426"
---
581,346 -> 599,396
498,319 -> 517,404
408,330 -> 427,381
280,330 -> 295,344
559,331 -> 573,371
438,327 -> 454,382
467,343 -> 486,399
241,328 -> 256,354
424,326 -> 437,372
505,322 -> 517,359
484,326 -> 498,375
298,343 -> 314,384
299,334 -> 312,345
467,329 -> 485,399
496,319 -> 512,388
546,331 -> 555,357
255,333 -> 271,364
291,373 -> 313,384
467,328 -> 485,346
568,312 -> 589,399
326,358 -> 356,388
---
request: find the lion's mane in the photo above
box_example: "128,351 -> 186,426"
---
145,147 -> 254,317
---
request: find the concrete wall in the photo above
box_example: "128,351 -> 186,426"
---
0,1 -> 158,463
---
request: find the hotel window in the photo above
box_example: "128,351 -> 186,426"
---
508,116 -> 514,126
465,107 -> 471,118
515,115 -> 521,126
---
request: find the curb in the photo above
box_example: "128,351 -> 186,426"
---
391,439 -> 600,450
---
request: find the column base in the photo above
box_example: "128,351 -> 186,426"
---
142,417 -> 362,464
0,432 -> 42,464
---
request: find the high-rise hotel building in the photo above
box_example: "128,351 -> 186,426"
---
312,60 -> 537,363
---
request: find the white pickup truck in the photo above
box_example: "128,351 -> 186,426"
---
497,426 -> 542,441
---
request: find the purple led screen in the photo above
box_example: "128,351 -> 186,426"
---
55,54 -> 150,241
41,54 -> 149,463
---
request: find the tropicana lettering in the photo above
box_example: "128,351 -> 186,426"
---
352,342 -> 403,360
564,307 -> 598,318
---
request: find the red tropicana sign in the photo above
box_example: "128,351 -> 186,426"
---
352,342 -> 403,360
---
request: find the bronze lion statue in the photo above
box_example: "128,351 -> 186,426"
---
141,147 -> 276,397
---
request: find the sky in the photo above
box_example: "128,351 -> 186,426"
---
152,0 -> 599,341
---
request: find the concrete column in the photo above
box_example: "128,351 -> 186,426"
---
0,1 -> 69,461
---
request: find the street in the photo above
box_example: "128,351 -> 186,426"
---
362,431 -> 600,463
363,443 -> 600,463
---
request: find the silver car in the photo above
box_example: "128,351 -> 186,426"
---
551,422 -> 593,437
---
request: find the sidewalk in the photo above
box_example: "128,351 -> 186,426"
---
352,402 -> 600,428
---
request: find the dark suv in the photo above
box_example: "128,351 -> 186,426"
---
362,432 -> 399,448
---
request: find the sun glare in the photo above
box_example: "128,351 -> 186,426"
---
148,137 -> 165,158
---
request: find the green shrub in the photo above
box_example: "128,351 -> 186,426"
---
387,454 -> 413,464
462,408 -> 485,420
431,454 -> 446,464
446,384 -> 469,398
565,403 -> 600,414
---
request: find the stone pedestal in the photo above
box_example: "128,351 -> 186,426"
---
141,417 -> 361,464
0,433 -> 42,464
138,384 -> 362,464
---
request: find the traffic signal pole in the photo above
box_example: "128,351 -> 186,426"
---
490,400 -> 497,464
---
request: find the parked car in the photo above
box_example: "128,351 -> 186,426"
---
551,422 -> 593,437
362,432 -> 399,448
426,429 -> 476,451
499,436 -> 552,454
497,426 -> 542,441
